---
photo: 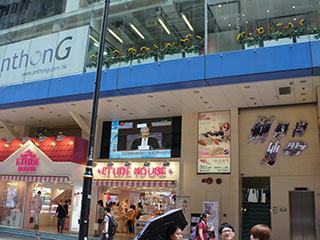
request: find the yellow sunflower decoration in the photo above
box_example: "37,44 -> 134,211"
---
257,27 -> 264,34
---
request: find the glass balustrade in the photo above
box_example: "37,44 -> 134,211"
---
0,0 -> 319,85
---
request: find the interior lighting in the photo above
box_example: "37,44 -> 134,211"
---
266,10 -> 270,13
124,161 -> 131,167
163,161 -> 170,167
129,23 -> 145,39
107,28 -> 124,43
218,4 -> 221,7
39,136 -> 46,142
144,161 -> 151,167
181,13 -> 194,32
51,142 -> 56,146
292,5 -> 296,9
107,161 -> 114,167
89,35 -> 100,45
57,132 -> 65,141
158,18 -> 171,35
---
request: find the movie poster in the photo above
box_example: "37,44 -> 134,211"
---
203,201 -> 219,240
198,111 -> 231,173
176,196 -> 191,235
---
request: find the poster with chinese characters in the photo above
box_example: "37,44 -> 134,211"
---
203,201 -> 219,240
198,111 -> 231,173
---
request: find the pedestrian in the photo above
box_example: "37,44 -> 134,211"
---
127,205 -> 136,235
250,224 -> 272,240
219,222 -> 235,240
97,200 -> 105,236
196,213 -> 210,240
32,191 -> 42,230
166,226 -> 183,240
56,200 -> 68,233
101,206 -> 115,240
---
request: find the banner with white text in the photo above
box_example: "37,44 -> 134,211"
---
0,26 -> 89,86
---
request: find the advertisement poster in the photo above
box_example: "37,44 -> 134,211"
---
0,26 -> 89,87
70,185 -> 82,232
198,111 -> 231,173
176,196 -> 191,235
203,201 -> 219,240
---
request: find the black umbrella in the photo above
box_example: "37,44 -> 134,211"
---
134,208 -> 188,240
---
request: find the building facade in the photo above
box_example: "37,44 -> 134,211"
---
0,0 -> 319,239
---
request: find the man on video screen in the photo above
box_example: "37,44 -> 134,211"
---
131,127 -> 160,150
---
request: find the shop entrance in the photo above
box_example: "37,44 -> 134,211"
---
241,177 -> 271,240
29,182 -> 73,233
96,181 -> 176,238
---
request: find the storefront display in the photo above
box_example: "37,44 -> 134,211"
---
0,137 -> 87,234
93,160 -> 179,238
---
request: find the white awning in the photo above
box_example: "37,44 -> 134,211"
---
0,175 -> 69,183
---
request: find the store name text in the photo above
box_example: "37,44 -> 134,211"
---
97,166 -> 173,177
16,149 -> 39,172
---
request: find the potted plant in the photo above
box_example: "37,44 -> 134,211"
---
158,42 -> 181,60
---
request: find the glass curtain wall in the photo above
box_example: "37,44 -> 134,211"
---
207,0 -> 320,53
0,0 -> 320,77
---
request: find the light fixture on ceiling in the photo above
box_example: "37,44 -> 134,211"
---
89,34 -> 99,45
163,161 -> 170,167
124,161 -> 131,167
107,28 -> 124,43
129,23 -> 145,39
158,18 -> 171,35
57,132 -> 65,141
181,13 -> 194,31
107,161 -> 114,167
144,161 -> 150,167
39,135 -> 46,142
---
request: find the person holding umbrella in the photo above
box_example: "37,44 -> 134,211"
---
166,226 -> 183,240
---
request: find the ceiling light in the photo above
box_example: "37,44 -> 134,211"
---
181,13 -> 194,32
57,132 -> 65,141
218,4 -> 221,7
107,28 -> 124,43
228,24 -> 231,27
89,34 -> 99,45
39,136 -> 46,142
292,5 -> 296,8
293,18 -> 296,21
242,13 -> 245,17
163,161 -> 170,167
129,23 -> 145,39
246,21 -> 249,24
124,161 -> 131,167
266,10 -> 270,13
94,43 -> 99,47
144,161 -> 150,167
107,161 -> 114,167
158,18 -> 171,35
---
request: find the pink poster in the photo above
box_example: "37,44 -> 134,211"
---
198,111 -> 231,173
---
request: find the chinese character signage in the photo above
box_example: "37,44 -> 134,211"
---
198,111 -> 231,173
248,117 -> 309,167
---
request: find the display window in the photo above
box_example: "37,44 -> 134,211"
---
0,181 -> 26,228
29,183 -> 73,233
96,183 -> 176,238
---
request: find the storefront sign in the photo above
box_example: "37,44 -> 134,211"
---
247,116 -> 274,144
16,149 -> 39,172
283,141 -> 307,156
94,161 -> 179,181
198,111 -> 231,173
263,140 -> 280,167
97,166 -> 171,177
0,26 -> 89,86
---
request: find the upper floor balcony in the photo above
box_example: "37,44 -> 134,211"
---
0,0 -> 319,87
